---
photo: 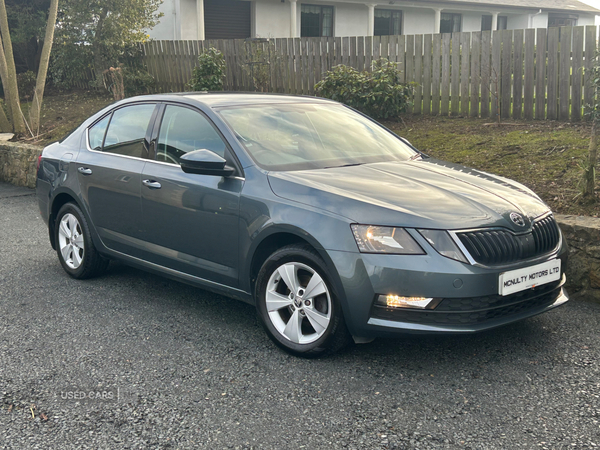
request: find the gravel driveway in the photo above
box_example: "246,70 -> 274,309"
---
1,182 -> 599,449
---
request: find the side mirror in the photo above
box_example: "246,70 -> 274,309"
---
180,149 -> 235,177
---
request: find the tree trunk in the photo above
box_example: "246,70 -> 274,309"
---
0,0 -> 25,134
0,100 -> 10,132
29,0 -> 59,133
0,41 -> 11,131
92,8 -> 109,84
584,119 -> 598,198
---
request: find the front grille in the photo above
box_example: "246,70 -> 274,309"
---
371,281 -> 563,327
456,215 -> 560,266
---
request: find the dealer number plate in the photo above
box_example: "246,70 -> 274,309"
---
498,259 -> 561,296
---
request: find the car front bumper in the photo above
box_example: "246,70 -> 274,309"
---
327,244 -> 569,338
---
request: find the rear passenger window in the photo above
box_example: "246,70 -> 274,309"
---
103,104 -> 155,158
88,115 -> 110,150
156,105 -> 227,164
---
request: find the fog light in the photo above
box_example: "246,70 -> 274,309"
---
377,294 -> 435,309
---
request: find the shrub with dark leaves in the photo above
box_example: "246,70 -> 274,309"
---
188,48 -> 226,92
315,59 -> 412,120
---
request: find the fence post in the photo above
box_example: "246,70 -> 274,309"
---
470,31 -> 481,118
584,25 -> 597,118
535,28 -> 547,120
523,28 -> 535,120
513,29 -> 524,119
559,26 -> 572,121
572,26 -> 584,122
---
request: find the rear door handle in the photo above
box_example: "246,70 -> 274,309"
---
142,179 -> 162,189
77,167 -> 92,175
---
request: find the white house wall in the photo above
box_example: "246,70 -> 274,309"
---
578,15 -> 595,26
147,0 -> 599,40
180,0 -> 199,39
151,0 -> 178,40
403,8 -> 435,35
530,13 -> 548,29
334,3 -> 369,37
255,0 -> 291,38
461,11 -> 485,32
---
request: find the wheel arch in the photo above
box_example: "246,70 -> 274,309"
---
245,226 -> 346,306
48,189 -> 84,250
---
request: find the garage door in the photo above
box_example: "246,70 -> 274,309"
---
205,0 -> 251,40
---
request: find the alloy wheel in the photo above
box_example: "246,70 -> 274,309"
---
57,213 -> 85,269
265,262 -> 332,344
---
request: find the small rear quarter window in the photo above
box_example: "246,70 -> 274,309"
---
88,115 -> 110,150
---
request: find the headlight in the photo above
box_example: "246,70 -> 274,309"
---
351,225 -> 425,254
418,229 -> 469,264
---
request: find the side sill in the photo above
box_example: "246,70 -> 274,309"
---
105,248 -> 253,304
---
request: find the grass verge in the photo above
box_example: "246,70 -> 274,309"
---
14,91 -> 599,217
385,116 -> 599,217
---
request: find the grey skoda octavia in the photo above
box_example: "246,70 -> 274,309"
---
36,93 -> 568,356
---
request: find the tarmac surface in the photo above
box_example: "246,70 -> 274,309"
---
1,182 -> 599,449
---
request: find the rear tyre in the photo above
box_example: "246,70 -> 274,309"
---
255,244 -> 351,357
55,202 -> 108,279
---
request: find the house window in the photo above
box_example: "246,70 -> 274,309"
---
440,13 -> 461,33
301,5 -> 334,37
498,16 -> 508,30
481,15 -> 508,31
481,15 -> 492,31
548,14 -> 577,27
374,9 -> 402,36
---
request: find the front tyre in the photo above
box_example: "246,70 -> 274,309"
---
255,245 -> 351,357
55,202 -> 108,279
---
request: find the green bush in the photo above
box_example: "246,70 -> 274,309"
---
315,59 -> 412,120
123,67 -> 156,96
17,70 -> 37,100
188,48 -> 226,92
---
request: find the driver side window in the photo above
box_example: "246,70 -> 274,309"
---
156,105 -> 227,164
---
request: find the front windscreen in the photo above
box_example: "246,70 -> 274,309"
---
218,103 -> 417,171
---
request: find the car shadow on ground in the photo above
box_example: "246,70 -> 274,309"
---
95,261 -> 569,371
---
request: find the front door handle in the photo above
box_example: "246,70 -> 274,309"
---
142,179 -> 162,189
77,167 -> 92,175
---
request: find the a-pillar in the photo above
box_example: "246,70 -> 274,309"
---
196,0 -> 205,40
290,0 -> 299,38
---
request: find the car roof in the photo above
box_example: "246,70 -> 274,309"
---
121,92 -> 337,109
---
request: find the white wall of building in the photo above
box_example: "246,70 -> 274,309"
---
148,0 -> 599,41
402,8 -> 435,35
578,14 -> 596,26
151,0 -> 178,40
334,2 -> 369,37
180,0 -> 199,39
529,12 -> 548,29
462,11 -> 484,32
255,0 -> 291,38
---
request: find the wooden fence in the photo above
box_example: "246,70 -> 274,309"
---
139,26 -> 598,121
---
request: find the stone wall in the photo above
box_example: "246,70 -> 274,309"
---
556,215 -> 600,301
0,142 -> 43,188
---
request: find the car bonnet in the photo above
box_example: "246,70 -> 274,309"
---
267,158 -> 550,231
